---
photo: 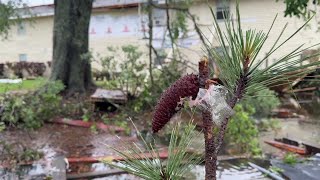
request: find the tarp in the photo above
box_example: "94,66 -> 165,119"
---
271,154 -> 320,180
0,79 -> 22,84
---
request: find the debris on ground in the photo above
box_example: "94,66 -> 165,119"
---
265,137 -> 320,155
51,118 -> 125,133
271,154 -> 320,180
90,88 -> 127,112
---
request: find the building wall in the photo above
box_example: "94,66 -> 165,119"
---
0,16 -> 53,62
0,0 -> 319,73
229,0 -> 320,67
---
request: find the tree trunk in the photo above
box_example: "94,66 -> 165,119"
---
50,0 -> 94,94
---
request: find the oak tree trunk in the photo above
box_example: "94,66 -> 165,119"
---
50,0 -> 94,94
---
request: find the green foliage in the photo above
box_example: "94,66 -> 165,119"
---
171,11 -> 188,40
241,88 -> 280,118
226,104 -> 262,156
257,118 -> 281,132
96,45 -> 183,114
269,166 -> 284,174
105,122 -> 203,180
0,122 -> 5,132
283,152 -> 298,165
208,1 -> 320,95
277,0 -> 317,18
0,0 -> 31,39
0,141 -> 43,164
133,60 -> 183,112
97,45 -> 146,98
0,81 -> 64,129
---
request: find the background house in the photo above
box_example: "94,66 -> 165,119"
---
0,0 -> 319,76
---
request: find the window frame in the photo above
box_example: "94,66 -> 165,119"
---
216,0 -> 230,20
19,54 -> 27,62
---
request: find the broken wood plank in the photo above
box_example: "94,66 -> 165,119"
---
302,142 -> 320,155
67,150 -> 170,164
265,140 -> 307,155
66,169 -> 127,179
90,88 -> 127,104
51,119 -> 125,133
275,138 -> 300,147
275,137 -> 320,155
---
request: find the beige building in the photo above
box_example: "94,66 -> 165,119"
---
0,0 -> 319,74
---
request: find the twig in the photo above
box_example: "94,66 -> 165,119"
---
216,74 -> 248,154
147,0 -> 154,90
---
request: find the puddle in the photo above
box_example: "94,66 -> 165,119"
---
1,115 -> 319,179
0,158 -> 274,180
189,159 -> 272,180
0,164 -> 47,180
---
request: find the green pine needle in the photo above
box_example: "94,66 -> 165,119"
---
104,121 -> 203,180
207,1 -> 320,96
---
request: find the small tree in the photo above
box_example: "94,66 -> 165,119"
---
0,0 -> 29,39
152,2 -> 320,179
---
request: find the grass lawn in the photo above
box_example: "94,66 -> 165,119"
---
0,78 -> 46,94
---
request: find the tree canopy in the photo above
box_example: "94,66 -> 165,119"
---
278,0 -> 319,18
0,0 -> 27,39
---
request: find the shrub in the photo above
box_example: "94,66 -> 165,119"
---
0,81 -> 64,129
0,141 -> 43,166
283,152 -> 298,165
226,104 -> 262,156
105,122 -> 203,179
95,45 -> 146,97
5,62 -> 47,78
241,88 -> 280,118
257,118 -> 281,132
95,45 -> 184,114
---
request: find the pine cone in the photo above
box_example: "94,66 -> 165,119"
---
152,74 -> 199,133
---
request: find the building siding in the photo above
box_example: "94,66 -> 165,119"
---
0,0 -> 319,73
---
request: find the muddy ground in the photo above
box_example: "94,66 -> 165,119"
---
0,113 -> 319,179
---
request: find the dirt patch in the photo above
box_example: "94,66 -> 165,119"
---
0,124 -> 138,169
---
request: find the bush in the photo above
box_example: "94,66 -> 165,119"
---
95,45 -> 184,114
0,141 -> 43,165
241,88 -> 280,118
0,81 -> 64,129
283,152 -> 298,165
257,118 -> 281,132
94,45 -> 146,97
226,104 -> 262,156
5,62 -> 47,78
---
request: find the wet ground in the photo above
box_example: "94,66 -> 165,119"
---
0,116 -> 319,179
1,159 -> 272,180
0,123 -> 140,171
260,118 -> 320,157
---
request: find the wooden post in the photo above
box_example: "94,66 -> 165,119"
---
51,155 -> 67,180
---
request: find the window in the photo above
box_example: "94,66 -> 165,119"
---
152,9 -> 166,26
17,22 -> 26,35
19,54 -> 27,61
216,0 -> 230,20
